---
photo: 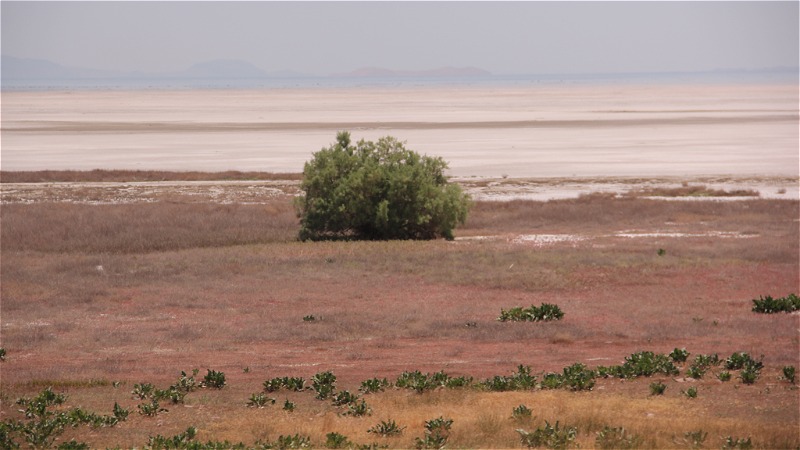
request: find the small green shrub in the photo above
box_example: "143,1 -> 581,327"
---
247,393 -> 275,408
271,434 -> 312,449
686,365 -> 706,379
132,383 -> 156,400
201,369 -> 226,389
343,399 -> 371,417
302,315 -> 316,322
682,386 -> 698,398
739,367 -> 760,385
722,436 -> 753,449
595,426 -> 642,449
751,293 -> 800,313
283,399 -> 296,412
57,439 -> 90,449
154,386 -> 186,404
512,404 -> 533,422
677,429 -> 707,449
331,390 -> 359,407
312,370 -> 337,400
395,370 -> 458,393
717,371 -> 732,382
649,381 -> 667,396
174,369 -> 199,392
2,388 -> 129,449
0,348 -> 6,361
137,398 -> 166,416
669,348 -> 690,363
147,426 -> 197,448
367,419 -> 405,436
415,417 -> 453,449
782,365 -> 796,384
264,377 -> 306,393
724,352 -> 759,370
597,351 -> 680,379
360,378 -> 391,394
498,303 -> 564,322
480,365 -> 537,391
325,432 -> 350,449
517,421 -> 578,449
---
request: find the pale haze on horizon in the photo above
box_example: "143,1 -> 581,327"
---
1,1 -> 798,76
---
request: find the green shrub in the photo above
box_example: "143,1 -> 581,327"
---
723,436 -> 753,449
360,378 -> 391,394
682,386 -> 698,398
367,419 -> 405,436
247,393 -> 275,408
282,399 -> 296,412
302,315 -> 316,322
517,421 -> 578,449
264,377 -> 306,393
717,370 -> 732,382
147,426 -> 197,448
325,432 -> 350,449
480,365 -> 537,391
539,363 -> 595,391
342,399 -> 371,417
415,417 -> 453,449
1,388 -> 129,449
649,381 -> 667,396
331,390 -> 359,407
739,367 -> 760,385
312,371 -> 337,400
669,348 -> 690,363
751,293 -> 800,313
677,430 -> 707,449
498,303 -> 564,322
174,369 -> 199,393
296,132 -> 471,241
137,399 -> 166,416
0,348 -> 6,361
595,426 -> 642,449
201,369 -> 226,389
724,352 -> 759,370
132,383 -> 156,400
782,365 -> 796,384
395,370 -> 461,393
512,405 -> 533,422
598,351 -> 680,379
270,434 -> 312,449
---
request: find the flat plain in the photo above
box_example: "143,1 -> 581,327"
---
1,172 -> 798,448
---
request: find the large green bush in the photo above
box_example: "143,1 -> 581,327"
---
296,132 -> 471,241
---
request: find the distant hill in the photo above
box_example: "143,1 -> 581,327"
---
0,56 -> 302,81
1,55 -> 124,80
177,59 -> 268,78
332,66 -> 492,78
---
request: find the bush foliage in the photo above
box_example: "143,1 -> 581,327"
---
296,132 -> 471,241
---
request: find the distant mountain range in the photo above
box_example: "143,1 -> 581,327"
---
1,55 -> 492,80
331,66 -> 492,78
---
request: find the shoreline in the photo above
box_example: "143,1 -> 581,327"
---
2,174 -> 796,204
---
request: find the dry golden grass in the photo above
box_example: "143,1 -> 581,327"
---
1,185 -> 798,448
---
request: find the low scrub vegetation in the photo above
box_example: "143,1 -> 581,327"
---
751,293 -> 800,313
517,421 -> 578,449
498,303 -> 564,322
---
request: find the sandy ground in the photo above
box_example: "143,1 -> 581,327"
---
1,83 -> 797,177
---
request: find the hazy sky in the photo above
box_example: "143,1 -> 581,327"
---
2,1 -> 798,76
